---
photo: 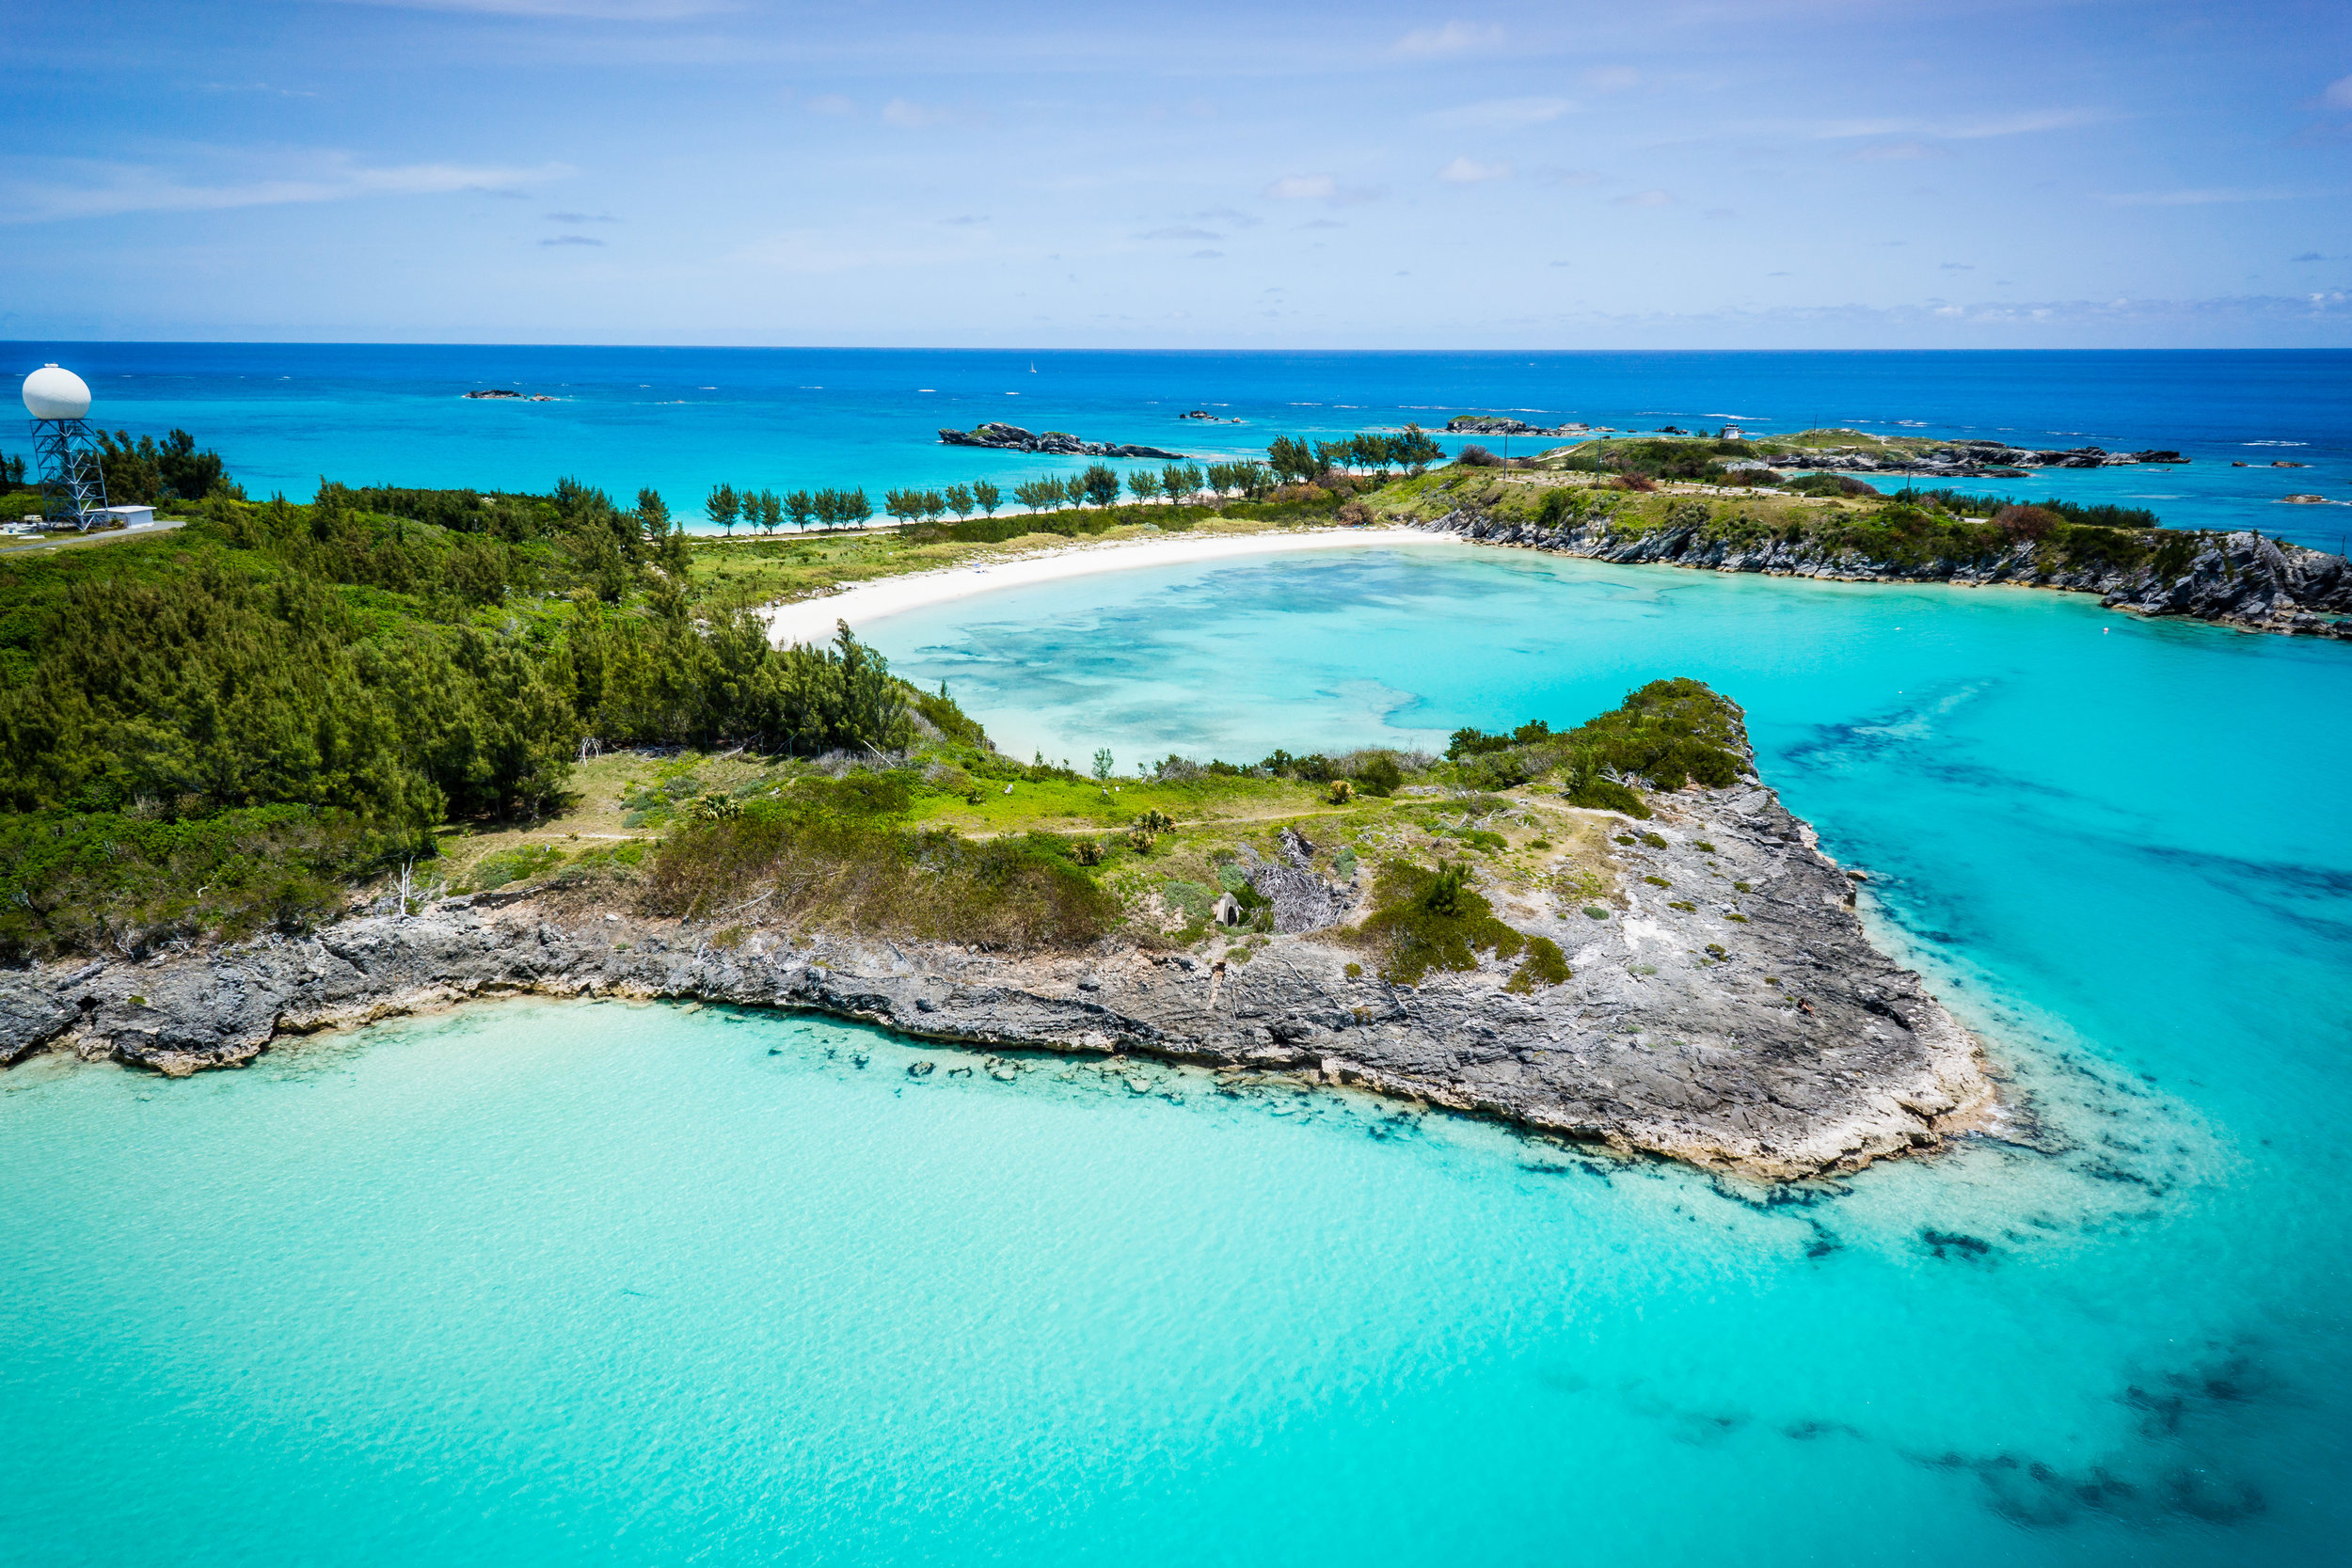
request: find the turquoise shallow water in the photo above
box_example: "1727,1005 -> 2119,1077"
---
8,547 -> 2352,1563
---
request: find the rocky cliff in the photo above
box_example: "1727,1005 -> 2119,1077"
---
0,778 -> 1991,1180
1421,508 -> 2352,640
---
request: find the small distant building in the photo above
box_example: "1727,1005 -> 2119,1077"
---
1212,892 -> 1243,927
1719,424 -> 1744,439
98,504 -> 155,530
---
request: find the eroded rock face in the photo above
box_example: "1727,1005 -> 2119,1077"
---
1423,511 -> 2352,641
1244,828 -> 1355,934
0,783 -> 1992,1180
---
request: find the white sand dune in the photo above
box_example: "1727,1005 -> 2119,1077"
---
762,525 -> 1452,646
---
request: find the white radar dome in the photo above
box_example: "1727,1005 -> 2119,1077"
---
23,363 -> 92,420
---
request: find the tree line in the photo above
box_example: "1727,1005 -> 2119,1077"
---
707,483 -> 875,537
692,424 -> 1452,539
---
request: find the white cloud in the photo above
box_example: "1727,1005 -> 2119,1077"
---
1261,173 -> 1383,205
1422,96 -> 1573,129
1392,21 -> 1502,59
1439,156 -> 1513,183
0,154 -> 571,224
1613,188 -> 1674,208
540,233 -> 604,246
1265,173 -> 1334,200
1811,108 -> 2106,142
882,98 -> 950,129
2326,74 -> 2352,108
2099,187 -> 2298,206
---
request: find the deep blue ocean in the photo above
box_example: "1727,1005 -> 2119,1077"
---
6,343 -> 2349,549
6,347 -> 2352,1565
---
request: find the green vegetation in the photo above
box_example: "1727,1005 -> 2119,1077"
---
1369,454 -> 2227,588
1504,936 -> 1572,994
1444,678 -> 1748,810
0,475 -> 972,958
8,423 -> 1820,969
644,774 -> 1119,950
1349,857 -> 1526,986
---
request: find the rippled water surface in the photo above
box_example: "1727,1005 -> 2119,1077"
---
8,545 -> 2352,1564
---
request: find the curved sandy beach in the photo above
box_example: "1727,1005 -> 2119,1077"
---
762,525 -> 1453,646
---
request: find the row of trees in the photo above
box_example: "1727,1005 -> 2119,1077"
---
707,483 -> 875,537
883,479 -> 1005,525
1266,428 -> 1445,485
699,423 -> 1451,539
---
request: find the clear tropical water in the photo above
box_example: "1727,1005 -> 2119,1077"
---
8,538 -> 2350,1563
6,343 -> 2349,549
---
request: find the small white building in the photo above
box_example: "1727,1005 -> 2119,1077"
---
98,504 -> 156,530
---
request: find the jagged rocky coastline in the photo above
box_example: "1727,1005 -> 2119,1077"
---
0,778 -> 1991,1180
1421,507 -> 2352,640
938,422 -> 1188,460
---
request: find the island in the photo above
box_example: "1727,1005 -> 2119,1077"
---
939,421 -> 1189,459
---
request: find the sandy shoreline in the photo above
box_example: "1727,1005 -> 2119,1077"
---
762,525 -> 1451,645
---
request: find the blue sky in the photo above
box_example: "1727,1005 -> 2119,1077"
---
7,0 -> 2350,346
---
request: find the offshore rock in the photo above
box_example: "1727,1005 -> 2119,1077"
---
1766,440 -> 2185,476
0,781 -> 1993,1181
1421,508 -> 2352,641
938,422 -> 1187,460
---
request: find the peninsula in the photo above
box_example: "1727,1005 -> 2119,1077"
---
0,676 -> 1989,1180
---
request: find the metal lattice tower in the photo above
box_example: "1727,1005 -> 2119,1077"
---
21,364 -> 106,531
30,418 -> 107,531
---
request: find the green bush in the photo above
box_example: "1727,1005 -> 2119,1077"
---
0,805 -> 389,959
1349,858 -> 1526,986
1503,936 -> 1571,993
645,787 -> 1116,951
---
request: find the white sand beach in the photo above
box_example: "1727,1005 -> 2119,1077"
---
762,525 -> 1453,646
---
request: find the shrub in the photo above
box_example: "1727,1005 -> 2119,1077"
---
1565,777 -> 1649,817
1354,752 -> 1405,797
1782,473 -> 1880,498
0,805 -> 390,960
1348,857 -> 1526,986
645,789 -> 1116,951
1503,936 -> 1571,993
1456,445 -> 1502,467
1994,504 -> 2060,543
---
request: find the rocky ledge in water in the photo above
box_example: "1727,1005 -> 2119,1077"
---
0,779 -> 1991,1180
1768,440 -> 2185,477
1419,508 -> 2352,641
938,422 -> 1188,460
